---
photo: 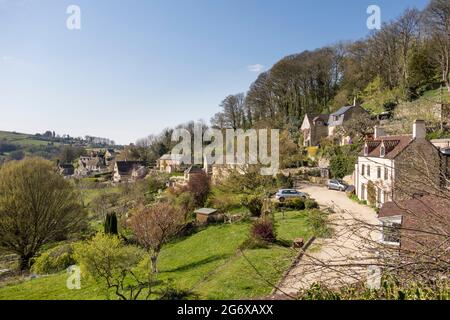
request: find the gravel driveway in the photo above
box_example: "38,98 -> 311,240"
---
276,184 -> 381,297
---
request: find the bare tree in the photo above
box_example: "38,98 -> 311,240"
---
129,202 -> 185,274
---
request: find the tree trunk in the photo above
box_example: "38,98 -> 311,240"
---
150,254 -> 158,274
19,253 -> 32,271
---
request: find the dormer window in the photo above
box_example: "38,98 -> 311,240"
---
364,144 -> 369,156
380,144 -> 386,157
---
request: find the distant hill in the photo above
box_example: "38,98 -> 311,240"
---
0,131 -> 61,147
0,130 -> 119,164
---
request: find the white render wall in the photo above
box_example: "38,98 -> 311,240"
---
354,156 -> 395,206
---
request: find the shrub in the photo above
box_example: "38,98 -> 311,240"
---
276,198 -> 305,211
306,209 -> 331,238
275,174 -> 294,188
304,199 -> 319,209
74,233 -> 146,300
250,218 -> 276,243
31,244 -> 76,275
289,198 -> 306,210
206,192 -> 241,213
241,194 -> 264,217
174,192 -> 196,217
367,181 -> 376,205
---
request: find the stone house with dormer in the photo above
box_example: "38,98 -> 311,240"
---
301,105 -> 370,146
354,120 -> 443,207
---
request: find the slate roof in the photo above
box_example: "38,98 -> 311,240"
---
116,161 -> 146,176
330,106 -> 354,117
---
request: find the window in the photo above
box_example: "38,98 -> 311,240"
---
367,165 -> 370,177
384,167 -> 389,180
377,167 -> 381,179
380,145 -> 385,157
361,164 -> 365,176
364,145 -> 369,156
382,222 -> 401,244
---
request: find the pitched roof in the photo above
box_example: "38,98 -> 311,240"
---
116,161 -> 146,176
330,106 -> 354,117
360,135 -> 414,159
379,195 -> 449,219
312,114 -> 329,123
194,208 -> 218,215
159,154 -> 184,161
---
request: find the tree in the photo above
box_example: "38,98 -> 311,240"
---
129,203 -> 185,274
59,145 -> 86,164
104,212 -> 118,235
335,113 -> 376,142
0,158 -> 86,270
73,233 -> 146,300
424,0 -> 450,95
186,171 -> 211,207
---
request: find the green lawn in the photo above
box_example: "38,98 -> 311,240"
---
0,211 -> 314,300
79,186 -> 120,206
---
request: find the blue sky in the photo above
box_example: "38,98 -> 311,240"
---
0,0 -> 428,144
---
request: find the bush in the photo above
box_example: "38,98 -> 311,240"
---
241,194 -> 264,217
275,174 -> 294,188
206,192 -> 241,213
276,198 -> 305,211
304,199 -> 319,209
250,218 -> 276,243
306,209 -> 331,238
175,192 -> 196,216
31,244 -> 76,275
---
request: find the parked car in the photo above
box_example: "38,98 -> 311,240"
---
275,189 -> 308,202
327,179 -> 349,191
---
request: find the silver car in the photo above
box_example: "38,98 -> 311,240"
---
327,179 -> 348,192
275,189 -> 307,202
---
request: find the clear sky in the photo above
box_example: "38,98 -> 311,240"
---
0,0 -> 429,145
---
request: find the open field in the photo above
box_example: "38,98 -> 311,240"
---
0,131 -> 56,147
0,210 -> 314,300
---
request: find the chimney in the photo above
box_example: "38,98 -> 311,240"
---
374,126 -> 385,139
413,120 -> 426,139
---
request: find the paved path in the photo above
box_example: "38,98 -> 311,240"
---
277,184 -> 381,297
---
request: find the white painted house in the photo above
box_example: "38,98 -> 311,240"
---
354,120 -> 442,207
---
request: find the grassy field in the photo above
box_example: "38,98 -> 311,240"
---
0,131 -> 55,147
0,210 -> 314,300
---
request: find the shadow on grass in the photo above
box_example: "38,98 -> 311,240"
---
160,254 -> 230,274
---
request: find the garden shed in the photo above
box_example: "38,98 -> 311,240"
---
194,208 -> 221,224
